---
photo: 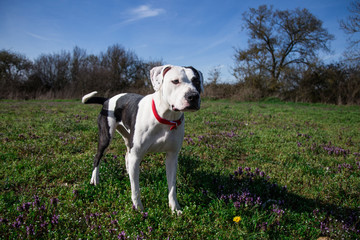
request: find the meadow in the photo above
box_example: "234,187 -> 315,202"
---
0,98 -> 359,239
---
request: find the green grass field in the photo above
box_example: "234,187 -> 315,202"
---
1,98 -> 359,239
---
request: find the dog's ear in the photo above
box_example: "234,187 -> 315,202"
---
197,70 -> 204,94
150,65 -> 172,91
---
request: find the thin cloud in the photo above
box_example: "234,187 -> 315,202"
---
123,5 -> 165,23
108,5 -> 165,31
25,31 -> 51,41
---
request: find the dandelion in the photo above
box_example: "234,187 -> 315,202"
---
233,216 -> 242,223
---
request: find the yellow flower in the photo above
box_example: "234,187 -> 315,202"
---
233,216 -> 242,223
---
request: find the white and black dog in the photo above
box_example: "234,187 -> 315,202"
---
82,65 -> 203,214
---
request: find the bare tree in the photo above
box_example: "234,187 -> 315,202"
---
340,0 -> 360,62
234,5 -> 334,94
0,50 -> 32,98
207,65 -> 222,85
33,51 -> 71,92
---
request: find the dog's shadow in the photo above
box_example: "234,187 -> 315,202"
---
176,153 -> 359,231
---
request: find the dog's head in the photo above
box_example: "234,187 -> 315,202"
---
150,65 -> 204,112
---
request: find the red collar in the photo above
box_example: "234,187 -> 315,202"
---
152,99 -> 183,130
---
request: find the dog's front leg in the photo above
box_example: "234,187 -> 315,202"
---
127,153 -> 144,211
166,151 -> 182,214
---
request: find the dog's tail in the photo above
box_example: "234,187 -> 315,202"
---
82,91 -> 108,105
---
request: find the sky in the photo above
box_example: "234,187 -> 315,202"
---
0,0 -> 354,83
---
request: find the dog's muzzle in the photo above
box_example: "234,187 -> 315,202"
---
184,91 -> 200,110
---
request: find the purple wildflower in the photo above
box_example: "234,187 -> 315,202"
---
320,221 -> 329,233
256,197 -> 262,205
272,205 -> 285,217
234,167 -> 243,176
313,208 -> 319,217
23,202 -> 32,211
39,204 -> 46,211
118,231 -> 127,239
40,221 -> 48,228
33,195 -> 40,207
12,220 -> 21,228
142,212 -> 148,219
26,224 -> 35,236
51,214 -> 59,224
260,222 -> 268,231
50,197 -> 58,206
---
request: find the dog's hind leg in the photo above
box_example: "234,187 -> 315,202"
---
90,114 -> 116,185
116,125 -> 131,174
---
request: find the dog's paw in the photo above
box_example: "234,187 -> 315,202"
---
90,167 -> 99,185
132,202 -> 144,211
174,209 -> 183,216
170,204 -> 182,216
90,177 -> 99,186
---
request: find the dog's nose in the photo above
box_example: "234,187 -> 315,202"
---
185,91 -> 199,103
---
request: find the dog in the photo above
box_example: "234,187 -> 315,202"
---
82,65 -> 203,214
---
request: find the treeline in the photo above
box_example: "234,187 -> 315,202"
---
0,45 -> 162,99
2,45 -> 360,104
205,63 -> 360,105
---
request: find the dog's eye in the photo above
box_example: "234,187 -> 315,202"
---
171,80 -> 180,85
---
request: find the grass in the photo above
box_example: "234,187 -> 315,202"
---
0,98 -> 359,239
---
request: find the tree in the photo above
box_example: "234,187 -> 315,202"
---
100,44 -> 136,90
0,50 -> 32,98
340,0 -> 360,62
234,5 -> 334,94
32,51 -> 71,92
207,65 -> 222,85
71,46 -> 87,88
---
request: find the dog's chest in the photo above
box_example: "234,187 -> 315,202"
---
146,127 -> 184,153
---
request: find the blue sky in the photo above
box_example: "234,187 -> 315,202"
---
0,0 -> 353,83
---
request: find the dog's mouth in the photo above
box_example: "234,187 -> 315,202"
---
172,105 -> 180,112
172,105 -> 200,112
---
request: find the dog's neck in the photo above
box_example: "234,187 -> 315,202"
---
152,91 -> 183,121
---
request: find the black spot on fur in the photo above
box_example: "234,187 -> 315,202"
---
184,66 -> 202,93
114,93 -> 144,149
